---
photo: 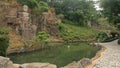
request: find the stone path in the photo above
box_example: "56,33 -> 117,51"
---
93,40 -> 120,68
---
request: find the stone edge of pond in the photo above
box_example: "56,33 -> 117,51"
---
0,56 -> 57,68
86,44 -> 107,68
63,43 -> 107,68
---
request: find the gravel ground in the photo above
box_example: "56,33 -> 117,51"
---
93,40 -> 120,68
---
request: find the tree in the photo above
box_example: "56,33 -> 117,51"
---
17,0 -> 49,13
100,0 -> 120,25
50,0 -> 97,26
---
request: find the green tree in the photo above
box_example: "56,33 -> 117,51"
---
50,0 -> 97,26
100,0 -> 120,25
17,0 -> 49,13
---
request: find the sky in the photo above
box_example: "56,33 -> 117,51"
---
92,0 -> 102,10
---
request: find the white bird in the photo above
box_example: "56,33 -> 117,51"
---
68,45 -> 70,49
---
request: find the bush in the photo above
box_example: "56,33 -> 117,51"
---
34,31 -> 50,48
0,36 -> 9,57
96,32 -> 108,42
0,28 -> 9,35
0,28 -> 9,56
118,38 -> 120,44
34,31 -> 50,42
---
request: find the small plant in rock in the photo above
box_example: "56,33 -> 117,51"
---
34,31 -> 50,48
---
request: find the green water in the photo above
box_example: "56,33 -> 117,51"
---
8,43 -> 100,67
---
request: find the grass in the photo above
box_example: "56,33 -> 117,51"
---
57,23 -> 100,41
8,43 -> 100,67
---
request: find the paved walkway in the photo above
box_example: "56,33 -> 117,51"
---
93,40 -> 120,68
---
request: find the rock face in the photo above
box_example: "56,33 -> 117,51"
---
37,8 -> 60,36
1,2 -> 59,40
17,5 -> 37,40
0,3 -> 37,40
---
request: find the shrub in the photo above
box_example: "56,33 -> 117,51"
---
96,32 -> 108,42
0,28 -> 9,35
0,28 -> 9,56
118,38 -> 120,44
34,31 -> 50,42
0,35 -> 9,57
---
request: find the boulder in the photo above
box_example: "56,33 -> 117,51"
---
0,56 -> 57,68
79,58 -> 92,68
0,56 -> 13,68
20,63 -> 57,68
64,58 -> 92,68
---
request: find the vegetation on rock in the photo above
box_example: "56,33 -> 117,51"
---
0,28 -> 9,57
34,31 -> 50,48
34,31 -> 49,42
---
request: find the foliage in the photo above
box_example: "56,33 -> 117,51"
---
0,28 -> 9,57
57,23 -> 100,41
118,38 -> 120,44
0,28 -> 9,35
0,36 -> 9,57
50,0 -> 97,26
34,31 -> 49,42
100,0 -> 120,25
17,0 -> 49,14
96,32 -> 108,42
97,18 -> 117,30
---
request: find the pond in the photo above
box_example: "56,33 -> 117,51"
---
8,43 -> 100,67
